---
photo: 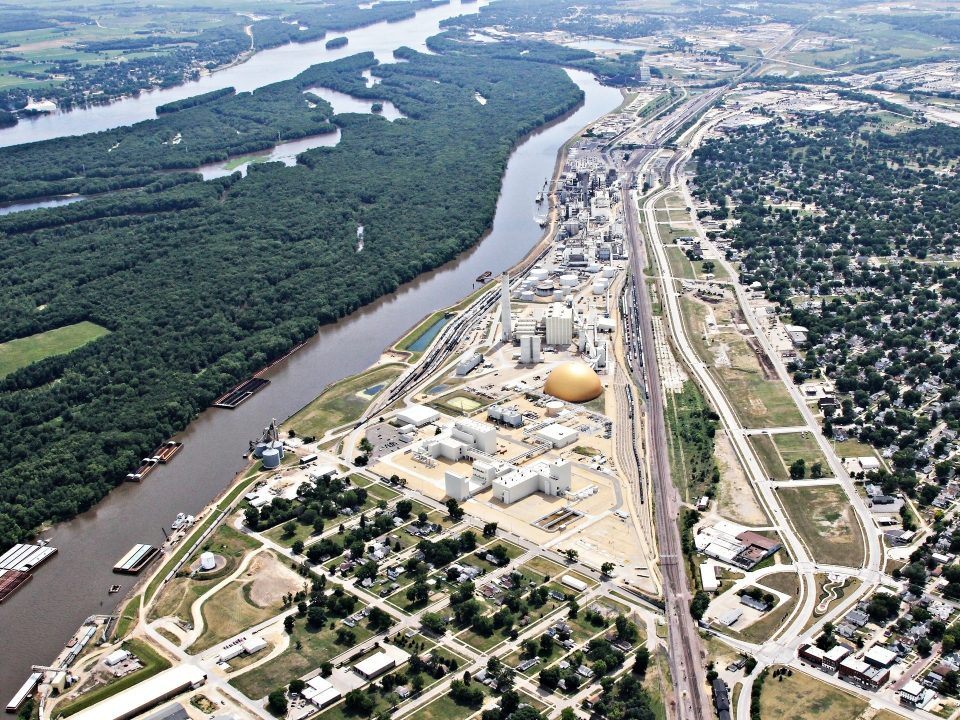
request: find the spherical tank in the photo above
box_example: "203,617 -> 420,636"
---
542,362 -> 603,403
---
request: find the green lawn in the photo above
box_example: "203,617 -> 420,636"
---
113,595 -> 141,641
285,363 -> 404,439
0,321 -> 109,378
230,620 -> 373,699
750,434 -> 788,481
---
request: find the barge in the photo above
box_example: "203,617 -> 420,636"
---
213,377 -> 270,409
113,543 -> 160,574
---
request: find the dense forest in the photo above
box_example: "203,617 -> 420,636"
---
0,48 -> 584,549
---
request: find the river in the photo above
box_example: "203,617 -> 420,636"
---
0,5 -> 622,702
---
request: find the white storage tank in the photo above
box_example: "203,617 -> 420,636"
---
553,290 -> 565,301
261,448 -> 281,469
592,280 -> 608,295
200,552 -> 217,571
586,263 -> 601,273
530,267 -> 549,281
602,267 -> 616,279
520,291 -> 535,302
546,400 -> 564,417
559,274 -> 578,287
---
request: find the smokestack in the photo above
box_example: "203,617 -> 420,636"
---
500,272 -> 512,343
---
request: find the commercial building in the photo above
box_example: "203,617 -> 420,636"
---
694,521 -> 781,569
354,651 -> 396,680
70,666 -> 206,720
900,680 -> 930,708
545,303 -> 574,346
838,656 -> 890,690
303,675 -> 341,709
493,459 -> 572,504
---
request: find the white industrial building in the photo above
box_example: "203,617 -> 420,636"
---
421,418 -> 498,461
396,404 -> 440,428
456,351 -> 483,376
545,303 -> 574,346
487,404 -> 523,427
493,458 -> 572,504
70,666 -> 206,720
535,423 -> 580,449
520,334 -> 541,364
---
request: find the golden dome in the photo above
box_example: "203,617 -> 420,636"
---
543,361 -> 602,403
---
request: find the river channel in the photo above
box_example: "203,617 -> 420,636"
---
0,1 -> 622,699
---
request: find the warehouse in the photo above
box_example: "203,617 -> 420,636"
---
354,651 -> 396,680
70,666 -> 206,720
396,404 -> 440,428
534,423 -> 580,449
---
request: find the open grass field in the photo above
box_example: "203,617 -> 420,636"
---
750,434 -> 788,480
666,245 -> 696,279
0,321 -> 109,378
230,620 -> 373,699
286,363 -> 404,439
758,666 -> 868,720
151,524 -> 261,623
773,433 -> 827,476
778,485 -> 865,567
56,639 -> 171,717
189,577 -> 283,653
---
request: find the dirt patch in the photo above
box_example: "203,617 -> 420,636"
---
715,430 -> 767,525
246,553 -> 304,607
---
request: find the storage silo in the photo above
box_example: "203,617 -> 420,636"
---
559,274 -> 578,288
200,552 -> 217,571
267,440 -> 285,459
261,448 -> 281,469
253,442 -> 268,459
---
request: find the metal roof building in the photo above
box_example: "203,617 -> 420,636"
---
70,666 -> 206,720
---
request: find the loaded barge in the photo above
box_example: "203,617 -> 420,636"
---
0,543 -> 57,604
125,440 -> 183,481
113,543 -> 160,574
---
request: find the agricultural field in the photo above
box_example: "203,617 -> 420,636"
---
778,486 -> 865,567
0,321 -> 109,378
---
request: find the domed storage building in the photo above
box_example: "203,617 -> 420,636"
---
542,361 -> 602,403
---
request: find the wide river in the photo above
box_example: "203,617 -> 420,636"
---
0,0 -> 622,699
